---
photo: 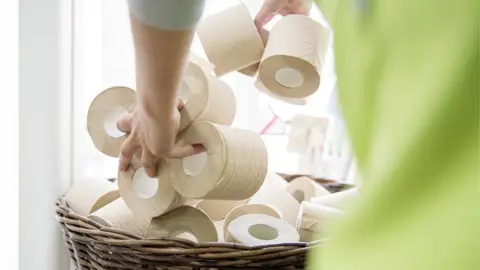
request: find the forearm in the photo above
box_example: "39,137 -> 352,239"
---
127,0 -> 205,118
130,15 -> 194,117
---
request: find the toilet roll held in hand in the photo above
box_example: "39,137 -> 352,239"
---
117,156 -> 185,219
258,15 -> 330,99
238,29 -> 270,77
87,86 -> 136,157
197,3 -> 264,76
169,121 -> 268,200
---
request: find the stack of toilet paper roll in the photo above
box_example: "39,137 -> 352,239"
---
83,54 -> 270,241
65,172 -> 358,244
196,3 -> 331,106
75,2 -> 350,246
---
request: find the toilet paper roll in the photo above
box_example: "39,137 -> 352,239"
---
214,220 -> 225,242
184,199 -> 202,207
175,232 -> 198,242
170,121 -> 268,200
225,214 -> 299,245
117,156 -> 185,219
178,62 -> 237,132
264,171 -> 288,189
197,3 -> 264,76
65,176 -> 120,217
255,77 -> 308,106
222,204 -> 281,240
286,176 -> 331,203
146,205 -> 218,242
189,52 -> 214,74
311,188 -> 359,210
88,198 -> 149,236
258,15 -> 329,99
195,199 -> 248,221
296,201 -> 343,242
87,86 -> 136,157
248,173 -> 299,225
237,29 -> 270,77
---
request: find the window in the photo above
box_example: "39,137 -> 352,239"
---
73,0 -> 354,183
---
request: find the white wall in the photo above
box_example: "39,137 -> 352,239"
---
19,0 -> 73,269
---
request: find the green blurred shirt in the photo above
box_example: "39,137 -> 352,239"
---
309,0 -> 479,269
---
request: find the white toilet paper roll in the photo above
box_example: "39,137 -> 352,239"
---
87,86 -> 136,157
248,173 -> 299,225
88,198 -> 150,237
263,171 -> 289,189
286,176 -> 331,203
197,3 -> 265,76
311,188 -> 359,210
296,201 -> 344,242
117,156 -> 185,219
178,62 -> 237,132
170,121 -> 268,200
65,176 -> 120,217
223,203 -> 281,240
258,15 -> 330,99
225,214 -> 299,245
195,199 -> 248,221
146,205 -> 218,242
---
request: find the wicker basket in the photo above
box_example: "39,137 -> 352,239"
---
55,175 -> 353,269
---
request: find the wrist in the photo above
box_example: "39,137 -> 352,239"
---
140,93 -> 177,122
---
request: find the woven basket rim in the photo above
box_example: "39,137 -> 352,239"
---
56,196 -> 327,247
56,174 -> 352,269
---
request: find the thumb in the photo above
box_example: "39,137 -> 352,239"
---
254,0 -> 289,29
177,99 -> 185,110
254,5 -> 275,30
116,113 -> 133,133
168,144 -> 206,159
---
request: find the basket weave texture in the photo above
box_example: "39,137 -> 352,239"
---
55,175 -> 353,269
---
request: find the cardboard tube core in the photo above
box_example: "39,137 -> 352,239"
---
103,106 -> 127,138
132,168 -> 159,199
292,190 -> 305,203
182,152 -> 208,177
248,224 -> 279,240
275,68 -> 304,88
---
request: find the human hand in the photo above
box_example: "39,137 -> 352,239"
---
254,0 -> 311,30
116,100 -> 205,177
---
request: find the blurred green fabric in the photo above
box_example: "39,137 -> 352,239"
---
309,0 -> 479,269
